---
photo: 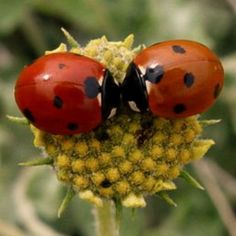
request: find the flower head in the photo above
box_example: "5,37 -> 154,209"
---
25,31 -> 215,208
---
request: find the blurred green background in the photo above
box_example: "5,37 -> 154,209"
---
0,0 -> 236,236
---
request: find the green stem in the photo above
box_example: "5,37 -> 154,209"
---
94,200 -> 119,236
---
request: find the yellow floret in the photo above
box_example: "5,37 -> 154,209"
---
142,176 -> 156,192
122,134 -> 135,145
61,139 -> 74,151
56,154 -> 70,168
141,158 -> 156,171
115,181 -> 130,195
111,146 -> 125,158
85,158 -> 99,172
74,142 -> 88,156
72,159 -> 85,173
168,166 -> 181,179
128,122 -> 140,133
103,50 -> 113,62
92,172 -> 105,186
184,129 -> 196,143
106,168 -> 120,182
166,148 -> 177,161
169,134 -> 183,145
129,150 -> 143,163
150,145 -> 164,159
99,187 -> 114,198
74,176 -> 89,189
90,139 -> 101,150
179,149 -> 191,164
156,164 -> 169,176
152,133 -> 167,144
45,144 -> 57,156
57,170 -> 71,182
118,160 -> 133,174
172,119 -> 186,132
99,153 -> 112,166
130,171 -> 145,185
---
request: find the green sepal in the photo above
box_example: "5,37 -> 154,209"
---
157,191 -> 177,207
57,187 -> 76,218
199,119 -> 221,126
61,27 -> 80,49
180,170 -> 204,190
6,115 -> 29,125
19,157 -> 53,166
132,44 -> 145,54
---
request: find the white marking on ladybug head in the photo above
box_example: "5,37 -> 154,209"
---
42,73 -> 51,81
128,101 -> 141,112
138,65 -> 146,76
107,108 -> 117,119
97,94 -> 102,107
98,76 -> 103,87
145,80 -> 152,94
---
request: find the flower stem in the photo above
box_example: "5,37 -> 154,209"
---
94,200 -> 119,236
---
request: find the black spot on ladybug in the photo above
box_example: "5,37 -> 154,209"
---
144,65 -> 164,84
101,179 -> 112,188
53,96 -> 63,109
84,76 -> 100,99
172,45 -> 186,54
184,73 -> 195,88
173,104 -> 186,114
58,63 -> 66,69
23,108 -> 35,122
67,122 -> 79,131
214,83 -> 222,98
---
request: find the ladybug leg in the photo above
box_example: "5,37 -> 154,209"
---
121,62 -> 148,112
101,70 -> 120,120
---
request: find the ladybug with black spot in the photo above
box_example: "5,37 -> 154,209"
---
15,52 -> 120,135
121,40 -> 224,118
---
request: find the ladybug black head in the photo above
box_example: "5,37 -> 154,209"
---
121,62 -> 148,112
101,70 -> 120,120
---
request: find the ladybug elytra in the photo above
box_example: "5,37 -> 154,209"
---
121,40 -> 224,118
15,52 -> 120,135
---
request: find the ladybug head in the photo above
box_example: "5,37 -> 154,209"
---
101,70 -> 120,120
121,62 -> 148,113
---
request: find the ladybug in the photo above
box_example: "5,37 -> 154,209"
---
15,52 -> 120,135
121,40 -> 224,118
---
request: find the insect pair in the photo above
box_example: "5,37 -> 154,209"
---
15,40 -> 224,135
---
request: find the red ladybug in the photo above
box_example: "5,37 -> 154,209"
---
15,52 -> 120,135
121,40 -> 224,118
